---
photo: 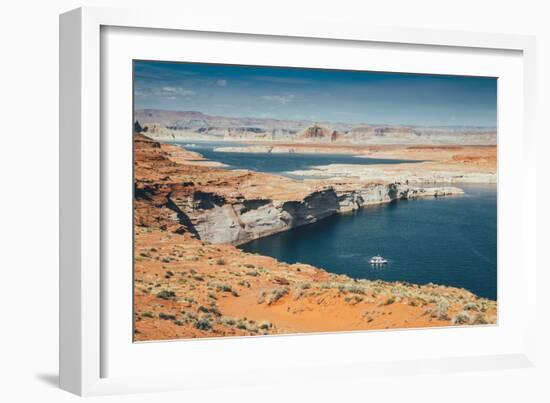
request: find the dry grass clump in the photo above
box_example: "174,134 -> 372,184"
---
194,317 -> 212,330
258,320 -> 272,330
435,300 -> 450,320
209,282 -> 234,293
159,312 -> 176,320
471,313 -> 489,325
267,287 -> 289,305
156,290 -> 176,300
345,295 -> 364,305
463,302 -> 478,311
452,311 -> 471,325
381,296 -> 396,306
320,281 -> 367,295
256,291 -> 267,304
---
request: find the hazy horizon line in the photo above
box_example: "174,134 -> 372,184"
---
134,107 -> 497,130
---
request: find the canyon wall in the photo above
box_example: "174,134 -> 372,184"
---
164,183 -> 462,245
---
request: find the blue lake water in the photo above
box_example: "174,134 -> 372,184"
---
174,141 -> 497,300
241,185 -> 497,300
174,141 -> 419,177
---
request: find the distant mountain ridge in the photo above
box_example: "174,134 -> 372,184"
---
134,109 -> 497,145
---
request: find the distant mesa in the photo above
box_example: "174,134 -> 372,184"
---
299,125 -> 340,142
133,109 -> 497,145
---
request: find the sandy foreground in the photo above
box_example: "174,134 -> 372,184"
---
133,135 -> 497,341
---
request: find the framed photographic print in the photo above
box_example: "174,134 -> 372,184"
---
60,7 -> 537,396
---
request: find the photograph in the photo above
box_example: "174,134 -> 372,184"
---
132,60 -> 497,341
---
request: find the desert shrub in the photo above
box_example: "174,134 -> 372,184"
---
300,283 -> 311,290
463,302 -> 478,311
183,311 -> 197,320
219,284 -> 232,292
452,311 -> 471,325
221,317 -> 236,326
347,285 -> 366,295
156,290 -> 176,300
161,257 -> 171,263
257,291 -> 266,304
174,320 -> 184,326
210,283 -> 233,293
345,295 -> 364,305
471,313 -> 489,325
435,300 -> 450,320
258,320 -> 272,330
236,320 -> 248,330
382,296 -> 396,306
194,318 -> 212,331
159,312 -> 176,321
198,306 -> 210,313
208,292 -> 217,300
243,263 -> 255,269
208,305 -> 222,317
216,258 -> 227,265
478,300 -> 490,312
193,275 -> 204,281
268,287 -> 289,305
141,311 -> 154,318
293,288 -> 305,300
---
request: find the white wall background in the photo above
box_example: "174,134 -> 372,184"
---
0,0 -> 548,401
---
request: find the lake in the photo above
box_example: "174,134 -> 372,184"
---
241,184 -> 497,300
175,141 -> 497,300
174,141 -> 419,177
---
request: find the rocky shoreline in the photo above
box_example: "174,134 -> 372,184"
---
286,164 -> 496,184
185,184 -> 463,246
208,142 -> 497,184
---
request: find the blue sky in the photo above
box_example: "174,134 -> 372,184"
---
134,60 -> 497,127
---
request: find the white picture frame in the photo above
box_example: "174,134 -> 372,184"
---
59,6 -> 538,396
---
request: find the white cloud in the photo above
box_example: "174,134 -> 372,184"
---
252,76 -> 312,85
216,79 -> 227,87
161,86 -> 178,93
259,94 -> 295,105
138,86 -> 196,98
